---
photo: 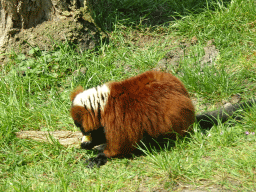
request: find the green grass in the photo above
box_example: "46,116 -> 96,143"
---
1,0 -> 256,191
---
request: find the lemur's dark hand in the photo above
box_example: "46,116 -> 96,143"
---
85,153 -> 108,168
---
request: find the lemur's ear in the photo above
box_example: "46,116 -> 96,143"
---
70,86 -> 84,101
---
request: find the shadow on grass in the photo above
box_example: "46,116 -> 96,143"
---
87,0 -> 232,31
85,132 -> 178,160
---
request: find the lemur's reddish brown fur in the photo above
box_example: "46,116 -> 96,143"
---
70,71 -> 195,158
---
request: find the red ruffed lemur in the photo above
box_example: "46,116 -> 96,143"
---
70,70 -> 256,168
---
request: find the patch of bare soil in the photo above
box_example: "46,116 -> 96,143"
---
115,32 -> 219,75
116,174 -> 227,192
154,38 -> 219,72
174,183 -> 229,192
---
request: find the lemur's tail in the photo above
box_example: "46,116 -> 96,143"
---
196,98 -> 256,129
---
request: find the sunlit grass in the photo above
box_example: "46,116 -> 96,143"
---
0,0 -> 256,191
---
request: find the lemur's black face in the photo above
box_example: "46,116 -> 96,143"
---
74,121 -> 87,136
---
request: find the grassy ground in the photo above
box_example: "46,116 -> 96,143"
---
1,0 -> 256,191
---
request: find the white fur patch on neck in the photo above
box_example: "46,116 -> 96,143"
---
73,84 -> 110,111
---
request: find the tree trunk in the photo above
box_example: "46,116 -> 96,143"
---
0,0 -> 105,62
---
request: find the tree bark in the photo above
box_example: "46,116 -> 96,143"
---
0,0 -> 105,62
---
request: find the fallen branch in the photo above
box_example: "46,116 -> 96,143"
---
16,131 -> 83,147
